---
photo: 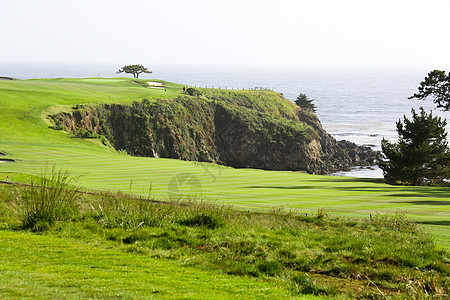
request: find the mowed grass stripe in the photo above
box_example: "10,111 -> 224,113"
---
3,144 -> 447,219
0,230 -> 298,299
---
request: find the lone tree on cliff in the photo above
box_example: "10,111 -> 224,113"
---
295,93 -> 316,112
378,107 -> 450,186
409,70 -> 450,111
117,64 -> 152,78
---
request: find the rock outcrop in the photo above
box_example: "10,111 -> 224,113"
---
49,90 -> 378,174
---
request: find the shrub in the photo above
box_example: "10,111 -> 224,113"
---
13,167 -> 80,231
74,128 -> 98,139
179,213 -> 220,229
185,87 -> 201,96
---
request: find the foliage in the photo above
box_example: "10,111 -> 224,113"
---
199,88 -> 299,120
295,93 -> 316,112
379,107 -> 450,185
409,70 -> 450,111
1,185 -> 448,298
12,167 -> 80,231
74,128 -> 99,139
185,87 -> 201,96
117,64 -> 152,78
51,90 -> 315,163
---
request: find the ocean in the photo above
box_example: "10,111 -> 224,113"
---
1,63 -> 448,178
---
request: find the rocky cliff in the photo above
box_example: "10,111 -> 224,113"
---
49,89 -> 378,174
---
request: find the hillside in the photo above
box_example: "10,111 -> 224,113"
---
49,87 -> 377,174
0,78 -> 448,245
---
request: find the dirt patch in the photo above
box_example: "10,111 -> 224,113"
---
0,152 -> 4,156
0,77 -> 14,80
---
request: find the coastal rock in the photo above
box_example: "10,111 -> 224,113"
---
49,92 -> 379,175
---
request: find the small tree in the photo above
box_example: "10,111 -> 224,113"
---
295,93 -> 316,112
409,70 -> 450,111
117,64 -> 152,78
379,107 -> 450,185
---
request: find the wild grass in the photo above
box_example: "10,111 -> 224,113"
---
11,167 -> 80,231
1,177 -> 448,298
197,88 -> 298,120
87,191 -> 231,230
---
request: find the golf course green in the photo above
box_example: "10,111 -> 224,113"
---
0,77 -> 448,248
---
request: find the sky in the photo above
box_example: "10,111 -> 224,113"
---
1,0 -> 449,69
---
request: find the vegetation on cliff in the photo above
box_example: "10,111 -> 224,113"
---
49,87 -> 376,174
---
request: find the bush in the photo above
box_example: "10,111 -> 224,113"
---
185,87 -> 201,96
74,128 -> 99,139
179,213 -> 220,229
13,168 -> 80,231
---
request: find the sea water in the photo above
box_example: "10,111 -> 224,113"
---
1,63 -> 448,178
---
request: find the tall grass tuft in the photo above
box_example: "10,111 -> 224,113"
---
371,211 -> 419,233
13,167 -> 80,231
89,192 -> 179,229
88,190 -> 232,230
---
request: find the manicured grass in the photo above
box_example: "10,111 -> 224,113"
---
0,230 -> 297,299
0,185 -> 447,299
0,78 -> 449,250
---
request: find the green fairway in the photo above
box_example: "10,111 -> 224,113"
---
0,230 -> 298,299
0,78 -> 448,249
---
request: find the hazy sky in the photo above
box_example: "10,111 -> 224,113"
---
1,0 -> 449,68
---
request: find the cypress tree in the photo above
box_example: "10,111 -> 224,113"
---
295,93 -> 316,112
379,107 -> 450,185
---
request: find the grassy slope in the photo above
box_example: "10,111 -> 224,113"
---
0,230 -> 297,299
0,78 -> 448,250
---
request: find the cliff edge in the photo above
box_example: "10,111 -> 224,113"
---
50,88 -> 378,174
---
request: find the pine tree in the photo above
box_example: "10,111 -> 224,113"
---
379,107 -> 450,185
295,93 -> 316,112
409,70 -> 450,111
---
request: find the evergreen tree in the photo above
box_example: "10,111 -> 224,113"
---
409,70 -> 450,111
117,64 -> 152,78
379,107 -> 450,185
295,93 -> 316,112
